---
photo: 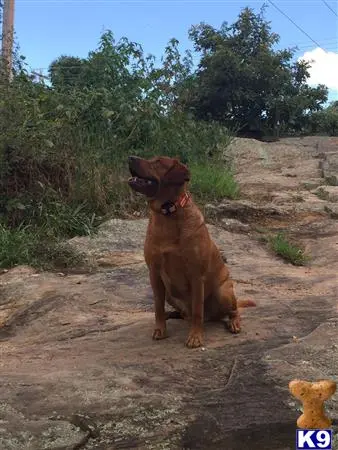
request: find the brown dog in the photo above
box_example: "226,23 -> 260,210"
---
128,155 -> 255,348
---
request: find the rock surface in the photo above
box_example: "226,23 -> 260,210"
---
314,186 -> 338,202
320,150 -> 338,185
1,136 -> 337,449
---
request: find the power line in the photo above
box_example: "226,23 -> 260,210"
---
321,0 -> 338,16
31,42 -> 338,73
288,42 -> 337,51
267,0 -> 325,50
32,43 -> 338,72
296,44 -> 337,52
288,37 -> 337,46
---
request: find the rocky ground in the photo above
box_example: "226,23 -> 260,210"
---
0,136 -> 337,449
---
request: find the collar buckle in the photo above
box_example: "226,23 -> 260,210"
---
161,201 -> 177,216
160,192 -> 190,216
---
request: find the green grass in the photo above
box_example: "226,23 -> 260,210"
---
0,224 -> 38,268
0,223 -> 85,270
0,200 -> 98,269
269,233 -> 310,266
189,162 -> 239,202
33,201 -> 99,237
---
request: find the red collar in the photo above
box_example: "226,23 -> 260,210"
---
160,192 -> 191,216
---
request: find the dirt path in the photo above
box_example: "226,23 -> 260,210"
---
0,137 -> 337,449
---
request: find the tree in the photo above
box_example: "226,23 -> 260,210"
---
325,105 -> 338,136
49,56 -> 85,90
310,102 -> 338,136
48,32 -> 146,96
184,6 -> 328,134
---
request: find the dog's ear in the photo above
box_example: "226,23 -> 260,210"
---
164,159 -> 190,185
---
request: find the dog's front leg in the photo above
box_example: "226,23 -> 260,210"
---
149,269 -> 167,340
186,279 -> 204,348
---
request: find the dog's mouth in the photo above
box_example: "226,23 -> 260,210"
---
128,168 -> 158,196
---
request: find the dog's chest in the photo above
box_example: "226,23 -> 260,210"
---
160,249 -> 191,296
146,240 -> 188,269
146,239 -> 202,296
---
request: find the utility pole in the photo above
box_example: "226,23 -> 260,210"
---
1,0 -> 15,81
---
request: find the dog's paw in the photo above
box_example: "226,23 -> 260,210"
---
229,316 -> 241,334
152,327 -> 167,340
185,331 -> 204,349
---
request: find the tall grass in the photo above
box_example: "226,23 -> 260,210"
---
190,163 -> 239,202
0,224 -> 84,269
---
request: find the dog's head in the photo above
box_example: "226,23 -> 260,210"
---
128,155 -> 190,199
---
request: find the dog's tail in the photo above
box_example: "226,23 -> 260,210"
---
165,311 -> 184,320
237,299 -> 256,308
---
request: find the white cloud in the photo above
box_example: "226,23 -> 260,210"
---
298,47 -> 338,90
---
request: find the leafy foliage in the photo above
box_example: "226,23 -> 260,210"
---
183,6 -> 328,135
310,102 -> 338,136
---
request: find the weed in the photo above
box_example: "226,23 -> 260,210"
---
315,188 -> 330,200
269,233 -> 310,266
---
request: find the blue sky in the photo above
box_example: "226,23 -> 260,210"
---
13,0 -> 338,101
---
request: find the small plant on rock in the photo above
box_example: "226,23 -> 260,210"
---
315,188 -> 330,200
269,233 -> 310,266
